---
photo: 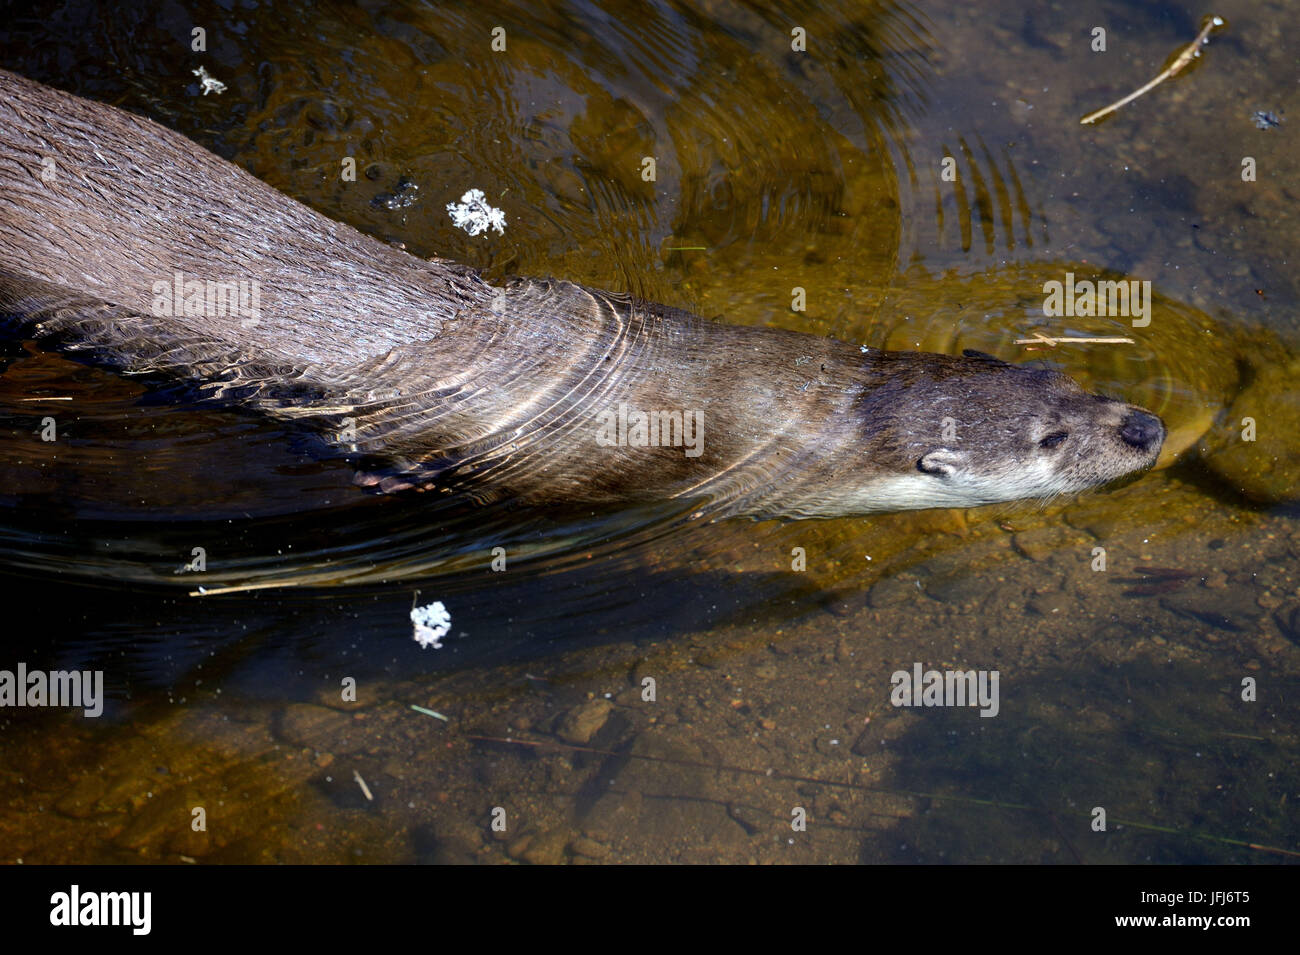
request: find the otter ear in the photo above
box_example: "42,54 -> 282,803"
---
918,449 -> 967,476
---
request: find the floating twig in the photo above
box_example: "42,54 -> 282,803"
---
353,770 -> 374,801
1080,15 -> 1226,125
1014,333 -> 1136,347
188,579 -> 302,597
410,704 -> 450,721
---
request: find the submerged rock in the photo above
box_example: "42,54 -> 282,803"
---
555,698 -> 613,745
1198,354 -> 1300,505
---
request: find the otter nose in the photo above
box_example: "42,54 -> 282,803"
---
1119,410 -> 1164,450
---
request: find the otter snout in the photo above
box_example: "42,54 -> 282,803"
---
1119,409 -> 1165,451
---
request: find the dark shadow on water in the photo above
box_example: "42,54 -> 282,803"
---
1,555 -> 836,706
867,657 -> 1298,864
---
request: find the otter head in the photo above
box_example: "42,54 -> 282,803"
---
839,349 -> 1165,513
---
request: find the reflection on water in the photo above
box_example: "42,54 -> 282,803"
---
1,0 -> 1298,864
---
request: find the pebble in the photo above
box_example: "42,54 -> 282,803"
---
556,699 -> 613,745
520,829 -> 568,865
569,836 -> 611,859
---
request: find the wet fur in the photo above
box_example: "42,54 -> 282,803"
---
0,69 -> 1164,518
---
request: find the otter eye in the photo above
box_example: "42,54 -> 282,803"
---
1039,431 -> 1068,449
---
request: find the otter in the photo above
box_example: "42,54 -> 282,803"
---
0,69 -> 1164,519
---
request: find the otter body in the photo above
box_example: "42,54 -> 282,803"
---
0,69 -> 1164,518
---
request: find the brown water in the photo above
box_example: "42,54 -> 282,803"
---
0,0 -> 1297,863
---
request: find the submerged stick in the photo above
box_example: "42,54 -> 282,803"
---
1080,15 -> 1226,125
